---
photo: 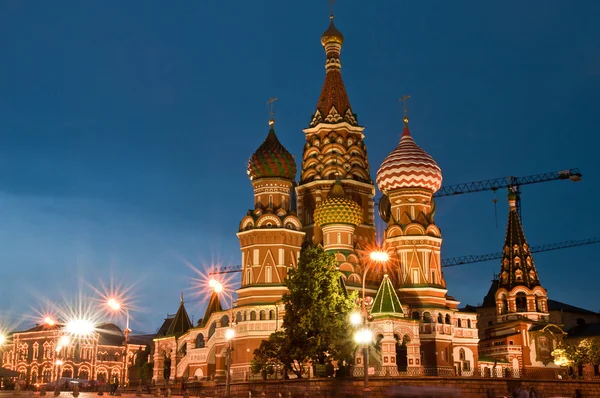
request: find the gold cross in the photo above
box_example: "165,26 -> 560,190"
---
266,97 -> 278,118
329,0 -> 336,17
399,95 -> 411,117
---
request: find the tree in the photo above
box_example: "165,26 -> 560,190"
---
251,331 -> 288,380
553,338 -> 600,369
280,245 -> 357,377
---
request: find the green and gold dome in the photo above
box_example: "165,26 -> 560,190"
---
314,178 -> 363,227
247,121 -> 296,181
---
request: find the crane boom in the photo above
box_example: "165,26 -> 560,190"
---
441,237 -> 600,268
209,238 -> 599,274
433,168 -> 582,198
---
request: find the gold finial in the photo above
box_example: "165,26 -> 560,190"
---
399,95 -> 411,125
329,0 -> 335,19
266,97 -> 278,126
180,292 -> 184,303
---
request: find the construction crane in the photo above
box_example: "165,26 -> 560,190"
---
441,237 -> 600,268
210,237 -> 600,275
378,168 -> 582,222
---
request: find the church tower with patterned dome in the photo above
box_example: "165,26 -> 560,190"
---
237,117 -> 305,307
376,113 -> 447,307
296,15 -> 376,254
376,110 -> 479,370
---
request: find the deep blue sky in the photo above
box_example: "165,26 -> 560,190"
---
1,1 -> 599,333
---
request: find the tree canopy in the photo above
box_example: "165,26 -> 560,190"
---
280,245 -> 357,376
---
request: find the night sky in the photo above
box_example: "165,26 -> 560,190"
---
1,1 -> 599,333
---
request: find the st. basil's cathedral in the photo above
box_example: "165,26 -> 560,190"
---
149,14 -> 583,383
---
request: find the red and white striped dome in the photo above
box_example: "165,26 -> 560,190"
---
376,118 -> 442,195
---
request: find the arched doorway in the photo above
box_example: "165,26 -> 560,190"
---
395,334 -> 410,372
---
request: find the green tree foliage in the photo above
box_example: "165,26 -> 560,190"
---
280,245 -> 357,377
251,331 -> 288,379
553,338 -> 600,367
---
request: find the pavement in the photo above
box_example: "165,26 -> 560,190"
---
0,393 -> 167,398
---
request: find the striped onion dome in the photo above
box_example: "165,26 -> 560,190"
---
247,121 -> 296,181
314,178 -> 363,227
376,117 -> 442,195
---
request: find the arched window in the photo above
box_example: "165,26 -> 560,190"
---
412,312 -> 420,320
445,314 -> 451,324
221,315 -> 229,327
467,319 -> 472,329
260,310 -> 266,320
438,313 -> 443,323
516,292 -> 527,312
196,333 -> 205,349
243,311 -> 247,321
423,312 -> 432,323
269,310 -> 275,320
457,319 -> 462,328
208,322 -> 217,338
459,349 -> 465,361
337,232 -> 341,244
266,266 -> 272,283
250,311 -> 256,321
236,312 -> 242,323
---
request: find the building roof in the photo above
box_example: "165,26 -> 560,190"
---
497,193 -> 541,290
376,117 -> 443,195
547,299 -> 599,315
481,279 -> 500,308
568,322 -> 600,338
97,323 -> 125,346
200,291 -> 224,328
309,16 -> 357,128
156,297 -> 193,338
247,122 -> 296,181
371,274 -> 404,318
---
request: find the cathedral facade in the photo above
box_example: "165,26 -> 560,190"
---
152,14 -> 479,383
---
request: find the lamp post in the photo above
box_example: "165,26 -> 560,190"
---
107,298 -> 131,387
351,249 -> 390,398
209,278 -> 235,398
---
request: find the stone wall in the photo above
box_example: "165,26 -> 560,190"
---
184,377 -> 600,397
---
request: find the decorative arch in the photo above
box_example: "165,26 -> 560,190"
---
240,216 -> 254,231
339,262 -> 354,272
386,225 -> 403,238
96,367 -> 108,382
196,333 -> 205,349
282,216 -> 301,231
425,224 -> 441,237
404,223 -> 426,235
256,214 -> 282,228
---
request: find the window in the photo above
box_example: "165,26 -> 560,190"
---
269,310 -> 275,320
208,322 -> 217,338
438,313 -> 443,323
516,292 -> 527,312
423,312 -> 432,323
260,310 -> 266,320
413,270 -> 419,284
236,312 -> 242,323
250,311 -> 256,321
196,333 -> 205,349
467,319 -> 472,328
463,361 -> 470,371
337,232 -> 341,244
246,270 -> 251,285
412,312 -> 420,320
459,349 -> 465,360
457,319 -> 462,328
221,315 -> 229,327
266,266 -> 272,283
445,314 -> 451,325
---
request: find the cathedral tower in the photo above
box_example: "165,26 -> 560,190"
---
376,115 -> 446,308
237,118 -> 305,307
494,192 -> 548,323
296,15 -> 376,249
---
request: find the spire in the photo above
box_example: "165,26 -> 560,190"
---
498,191 -> 541,290
399,95 -> 411,137
310,14 -> 357,127
267,97 -> 278,128
165,298 -> 192,337
200,291 -> 224,328
371,274 -> 404,318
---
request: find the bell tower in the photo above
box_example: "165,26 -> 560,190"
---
296,14 -> 376,249
494,191 -> 548,323
237,115 -> 305,307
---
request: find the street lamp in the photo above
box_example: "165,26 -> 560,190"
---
209,278 -> 235,398
353,248 -> 390,398
107,298 -> 131,387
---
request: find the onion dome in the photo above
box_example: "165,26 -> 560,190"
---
314,177 -> 363,227
321,15 -> 344,46
376,117 -> 443,195
247,120 -> 296,181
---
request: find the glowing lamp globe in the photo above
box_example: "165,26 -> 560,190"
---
354,328 -> 373,344
370,250 -> 389,263
0,335 -> 6,345
65,319 -> 95,338
225,328 -> 235,341
44,317 -> 55,326
107,298 -> 121,311
55,359 -> 63,366
349,311 -> 362,326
